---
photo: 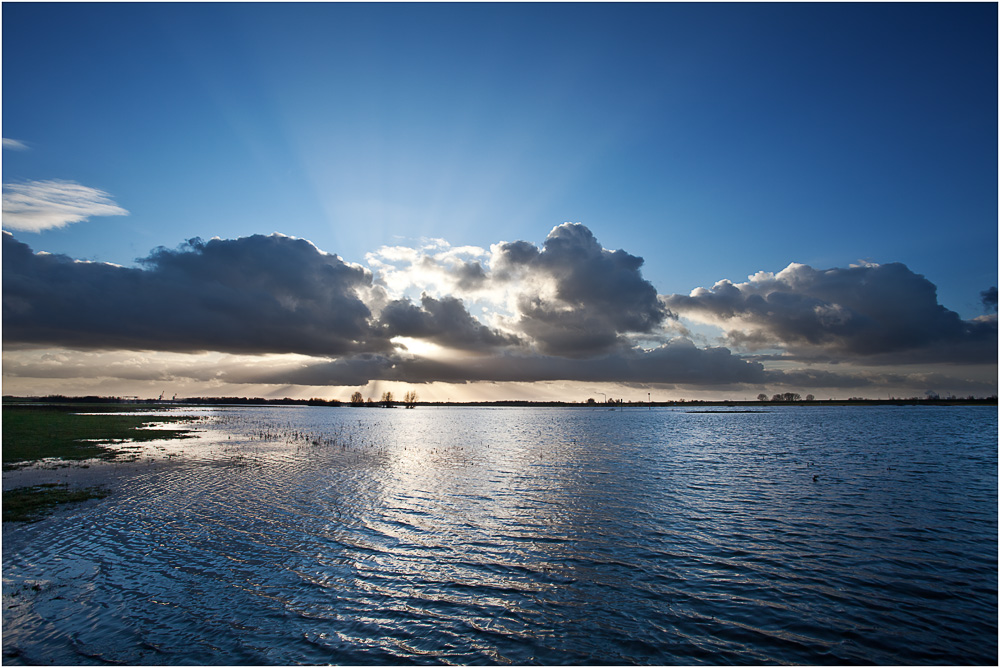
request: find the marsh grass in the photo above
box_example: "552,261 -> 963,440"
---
2,483 -> 111,522
2,404 -> 195,470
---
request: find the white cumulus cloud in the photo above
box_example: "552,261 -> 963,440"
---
662,261 -> 996,364
2,179 -> 129,232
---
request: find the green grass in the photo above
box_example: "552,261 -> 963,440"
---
3,405 -> 198,521
2,404 -> 195,469
2,483 -> 111,522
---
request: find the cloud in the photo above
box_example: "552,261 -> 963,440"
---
4,225 -> 995,398
250,338 -> 769,388
663,262 -> 996,364
377,294 -> 520,352
2,179 -> 129,232
366,239 -> 490,298
2,138 -> 29,151
490,223 -> 671,356
2,224 -> 763,390
365,223 -> 673,356
232,338 -> 994,394
759,366 -> 997,394
0,348 -> 320,384
981,287 -> 998,313
6,345 -> 994,399
2,232 -> 388,355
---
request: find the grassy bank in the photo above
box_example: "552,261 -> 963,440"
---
2,404 -> 196,469
3,404 -> 199,522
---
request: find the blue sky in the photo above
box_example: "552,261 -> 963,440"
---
3,2 -> 996,401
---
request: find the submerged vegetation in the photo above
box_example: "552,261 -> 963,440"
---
3,483 -> 110,523
2,404 -> 198,522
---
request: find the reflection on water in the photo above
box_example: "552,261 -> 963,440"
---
3,406 -> 997,664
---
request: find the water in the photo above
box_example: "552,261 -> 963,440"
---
3,406 -> 996,665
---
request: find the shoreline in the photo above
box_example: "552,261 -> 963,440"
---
4,397 -> 997,409
2,408 -> 211,522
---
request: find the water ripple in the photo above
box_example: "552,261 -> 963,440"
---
3,406 -> 996,664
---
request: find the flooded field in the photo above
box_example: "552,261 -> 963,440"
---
3,405 -> 996,664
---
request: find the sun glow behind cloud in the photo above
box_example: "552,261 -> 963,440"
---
368,239 -> 492,300
391,336 -> 449,359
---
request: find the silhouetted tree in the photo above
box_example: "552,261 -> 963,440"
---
403,390 -> 418,408
757,393 -> 768,402
350,391 -> 364,407
381,391 -> 394,408
805,394 -> 815,402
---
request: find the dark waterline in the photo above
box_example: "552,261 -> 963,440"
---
3,406 -> 997,665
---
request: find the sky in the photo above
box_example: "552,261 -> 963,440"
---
2,1 -> 997,402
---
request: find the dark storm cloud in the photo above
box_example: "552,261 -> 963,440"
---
376,294 -> 521,351
663,262 -> 997,364
2,232 -> 388,355
492,223 -> 670,356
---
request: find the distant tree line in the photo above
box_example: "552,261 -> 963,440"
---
349,390 -> 419,408
758,392 -> 813,402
